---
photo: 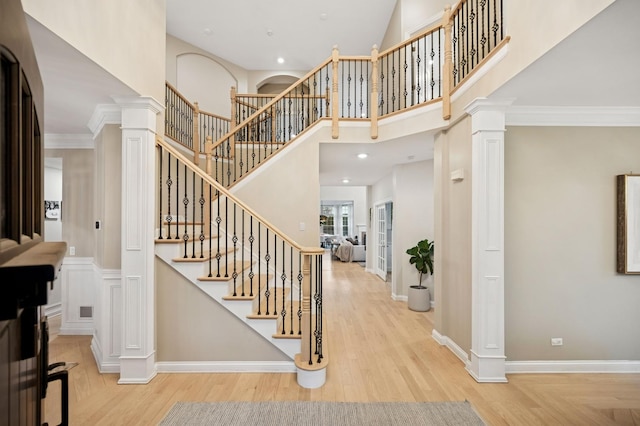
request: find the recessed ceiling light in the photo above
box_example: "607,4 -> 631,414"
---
277,57 -> 285,64
342,179 -> 350,184
357,153 -> 368,159
266,29 -> 274,36
320,13 -> 328,20
203,28 -> 213,35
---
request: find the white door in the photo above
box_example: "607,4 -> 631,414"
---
375,204 -> 387,281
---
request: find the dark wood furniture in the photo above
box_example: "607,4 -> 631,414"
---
1,0 -> 69,424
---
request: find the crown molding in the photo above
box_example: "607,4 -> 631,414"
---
87,104 -> 122,137
44,134 -> 95,149
506,106 -> 640,127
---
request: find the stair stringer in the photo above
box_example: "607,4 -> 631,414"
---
154,242 -> 301,361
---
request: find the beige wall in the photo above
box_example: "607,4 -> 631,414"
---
155,259 -> 290,361
393,160 -> 434,297
433,116 -> 472,355
23,0 -> 166,104
233,138 -> 320,249
94,125 -> 122,270
505,126 -> 640,360
166,34 -> 248,94
380,0 -> 403,51
45,149 -> 95,258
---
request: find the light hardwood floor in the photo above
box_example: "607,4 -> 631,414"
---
45,252 -> 640,425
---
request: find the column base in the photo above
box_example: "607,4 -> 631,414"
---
118,352 -> 157,384
467,350 -> 508,383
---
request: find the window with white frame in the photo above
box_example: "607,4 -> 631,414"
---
320,201 -> 353,237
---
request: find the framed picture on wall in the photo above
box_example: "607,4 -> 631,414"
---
617,175 -> 640,274
45,200 -> 61,221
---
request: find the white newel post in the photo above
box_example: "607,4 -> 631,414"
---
115,96 -> 163,384
465,98 -> 512,383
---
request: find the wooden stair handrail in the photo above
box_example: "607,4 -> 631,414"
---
208,55 -> 334,154
156,136 -> 323,256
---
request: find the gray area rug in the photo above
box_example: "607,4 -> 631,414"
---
159,401 -> 486,425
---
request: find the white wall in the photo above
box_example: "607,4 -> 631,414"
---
392,160 -> 434,298
367,160 -> 434,298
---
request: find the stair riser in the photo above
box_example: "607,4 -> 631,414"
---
155,247 -> 299,359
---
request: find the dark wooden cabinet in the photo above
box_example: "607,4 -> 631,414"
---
1,0 -> 66,424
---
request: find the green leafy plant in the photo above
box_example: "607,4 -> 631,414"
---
406,238 -> 434,288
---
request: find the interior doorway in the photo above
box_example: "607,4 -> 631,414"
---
374,201 -> 393,282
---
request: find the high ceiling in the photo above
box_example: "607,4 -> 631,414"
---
166,0 -> 397,71
28,0 -> 639,186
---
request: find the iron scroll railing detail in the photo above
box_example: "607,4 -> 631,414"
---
451,0 -> 504,87
156,138 -> 324,368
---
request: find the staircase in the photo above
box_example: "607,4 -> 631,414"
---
157,0 -> 508,389
154,138 -> 326,388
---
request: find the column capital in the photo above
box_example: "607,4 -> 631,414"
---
112,96 -> 164,114
465,98 -> 515,133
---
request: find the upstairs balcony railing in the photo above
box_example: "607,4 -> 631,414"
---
164,0 -> 507,185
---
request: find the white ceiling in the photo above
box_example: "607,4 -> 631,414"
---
166,0 -> 397,71
28,0 -> 638,187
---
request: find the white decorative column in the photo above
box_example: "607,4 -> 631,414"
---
115,96 -> 163,384
465,98 -> 512,383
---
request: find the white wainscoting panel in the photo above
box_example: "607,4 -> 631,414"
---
60,257 -> 95,335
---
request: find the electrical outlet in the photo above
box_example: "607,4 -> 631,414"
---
551,337 -> 563,346
69,246 -> 76,256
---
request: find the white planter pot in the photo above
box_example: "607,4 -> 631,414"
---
408,285 -> 431,312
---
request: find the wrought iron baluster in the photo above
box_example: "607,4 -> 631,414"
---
208,187 -> 213,278
232,203 -> 237,296
224,196 -> 229,277
191,168 -> 196,258
215,191 -> 221,277
297,253 -> 302,335
273,236 -> 278,318
316,254 -> 323,362
241,210 -> 245,297
280,240 -> 286,335
265,229 -> 271,315
308,258 -> 313,365
290,247 -> 294,335
183,164 -> 189,258
257,223 -> 262,315
199,179 -> 204,258
403,45 -> 408,108
158,148 -> 164,240
249,217 -> 254,297
175,157 -> 180,239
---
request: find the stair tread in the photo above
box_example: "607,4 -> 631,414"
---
222,274 -> 273,300
248,290 -> 297,318
172,247 -> 237,262
155,235 -> 218,244
197,260 -> 254,281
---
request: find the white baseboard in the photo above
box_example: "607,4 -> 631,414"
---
59,326 -> 94,336
90,336 -> 120,373
44,303 -> 62,318
432,329 -> 470,367
156,361 -> 296,373
392,294 -> 408,302
506,360 -> 640,374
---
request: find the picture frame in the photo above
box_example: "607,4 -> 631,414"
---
44,200 -> 61,221
616,175 -> 640,274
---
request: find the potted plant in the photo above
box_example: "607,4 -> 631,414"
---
406,238 -> 434,311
